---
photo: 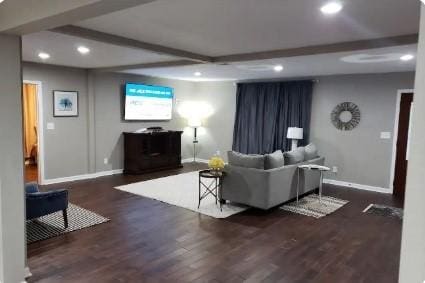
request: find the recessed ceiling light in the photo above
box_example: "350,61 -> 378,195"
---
273,65 -> 284,72
400,54 -> 414,61
236,65 -> 274,71
194,72 -> 202,77
0,0 -> 5,3
320,2 -> 343,15
77,46 -> 90,54
38,52 -> 50,60
341,53 -> 403,63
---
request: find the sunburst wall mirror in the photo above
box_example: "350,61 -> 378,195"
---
331,102 -> 361,131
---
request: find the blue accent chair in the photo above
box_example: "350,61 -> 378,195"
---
25,182 -> 69,228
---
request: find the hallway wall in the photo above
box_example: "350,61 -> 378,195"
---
0,34 -> 26,283
23,63 -> 196,181
23,63 -> 90,180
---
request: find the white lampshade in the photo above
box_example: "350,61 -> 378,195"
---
287,127 -> 303,139
178,101 -> 214,119
188,117 -> 202,128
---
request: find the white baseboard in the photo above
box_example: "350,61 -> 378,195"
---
40,158 -> 210,185
41,159 -> 211,185
24,266 -> 32,278
323,178 -> 391,194
182,158 -> 209,164
41,169 -> 124,185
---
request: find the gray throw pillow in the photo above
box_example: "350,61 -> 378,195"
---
264,150 -> 285,169
284,147 -> 305,165
304,143 -> 319,161
227,151 -> 265,169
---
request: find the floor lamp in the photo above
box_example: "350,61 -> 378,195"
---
188,117 -> 202,162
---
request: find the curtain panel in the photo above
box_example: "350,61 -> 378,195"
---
232,80 -> 313,154
23,83 -> 38,159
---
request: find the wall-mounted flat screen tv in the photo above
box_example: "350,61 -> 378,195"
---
124,83 -> 173,121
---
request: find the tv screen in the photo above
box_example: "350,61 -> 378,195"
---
124,83 -> 174,121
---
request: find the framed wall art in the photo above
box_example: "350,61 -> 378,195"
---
53,90 -> 78,117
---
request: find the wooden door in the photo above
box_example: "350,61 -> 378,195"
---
393,93 -> 413,199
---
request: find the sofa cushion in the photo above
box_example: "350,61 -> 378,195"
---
284,147 -> 305,165
304,143 -> 319,160
264,150 -> 285,169
227,151 -> 265,169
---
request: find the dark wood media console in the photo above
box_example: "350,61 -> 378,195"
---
123,131 -> 183,174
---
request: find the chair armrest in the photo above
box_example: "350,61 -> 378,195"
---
25,182 -> 39,194
26,189 -> 68,200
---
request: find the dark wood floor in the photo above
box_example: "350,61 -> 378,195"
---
28,163 -> 403,283
25,164 -> 38,183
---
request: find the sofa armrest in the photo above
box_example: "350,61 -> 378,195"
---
223,157 -> 325,209
223,165 -> 271,208
267,156 -> 325,204
26,189 -> 69,220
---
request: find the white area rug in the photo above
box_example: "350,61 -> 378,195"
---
115,171 -> 248,218
280,194 -> 348,218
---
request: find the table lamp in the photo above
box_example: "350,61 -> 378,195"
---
287,127 -> 303,151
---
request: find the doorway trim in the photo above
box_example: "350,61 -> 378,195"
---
23,80 -> 45,184
390,89 -> 414,193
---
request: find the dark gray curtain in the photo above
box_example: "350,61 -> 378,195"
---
232,80 -> 313,154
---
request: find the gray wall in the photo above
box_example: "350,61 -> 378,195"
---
310,72 -> 415,189
92,72 -> 196,172
22,64 -> 198,179
191,73 -> 415,190
0,35 -> 26,283
399,6 -> 425,283
23,63 -> 89,180
22,62 -> 415,191
192,82 -> 237,161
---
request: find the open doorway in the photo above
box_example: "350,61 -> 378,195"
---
391,90 -> 414,202
22,81 -> 42,183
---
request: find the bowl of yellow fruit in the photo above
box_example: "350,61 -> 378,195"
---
208,155 -> 225,173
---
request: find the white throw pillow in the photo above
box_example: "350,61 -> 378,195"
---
304,143 -> 319,161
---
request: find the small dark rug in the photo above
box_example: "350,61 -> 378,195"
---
363,204 -> 403,219
27,203 -> 109,244
280,194 -> 349,218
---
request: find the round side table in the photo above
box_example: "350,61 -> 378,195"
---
198,170 -> 226,211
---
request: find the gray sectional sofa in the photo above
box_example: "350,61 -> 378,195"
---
222,146 -> 324,210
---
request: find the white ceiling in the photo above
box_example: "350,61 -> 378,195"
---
22,31 -> 177,68
20,0 -> 421,80
0,0 -> 99,32
121,45 -> 417,81
77,0 -> 420,56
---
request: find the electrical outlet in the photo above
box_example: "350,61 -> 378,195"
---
104,158 -> 108,165
332,166 -> 338,173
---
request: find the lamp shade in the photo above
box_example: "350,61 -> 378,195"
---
178,101 -> 214,119
287,127 -> 303,139
188,117 -> 202,128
